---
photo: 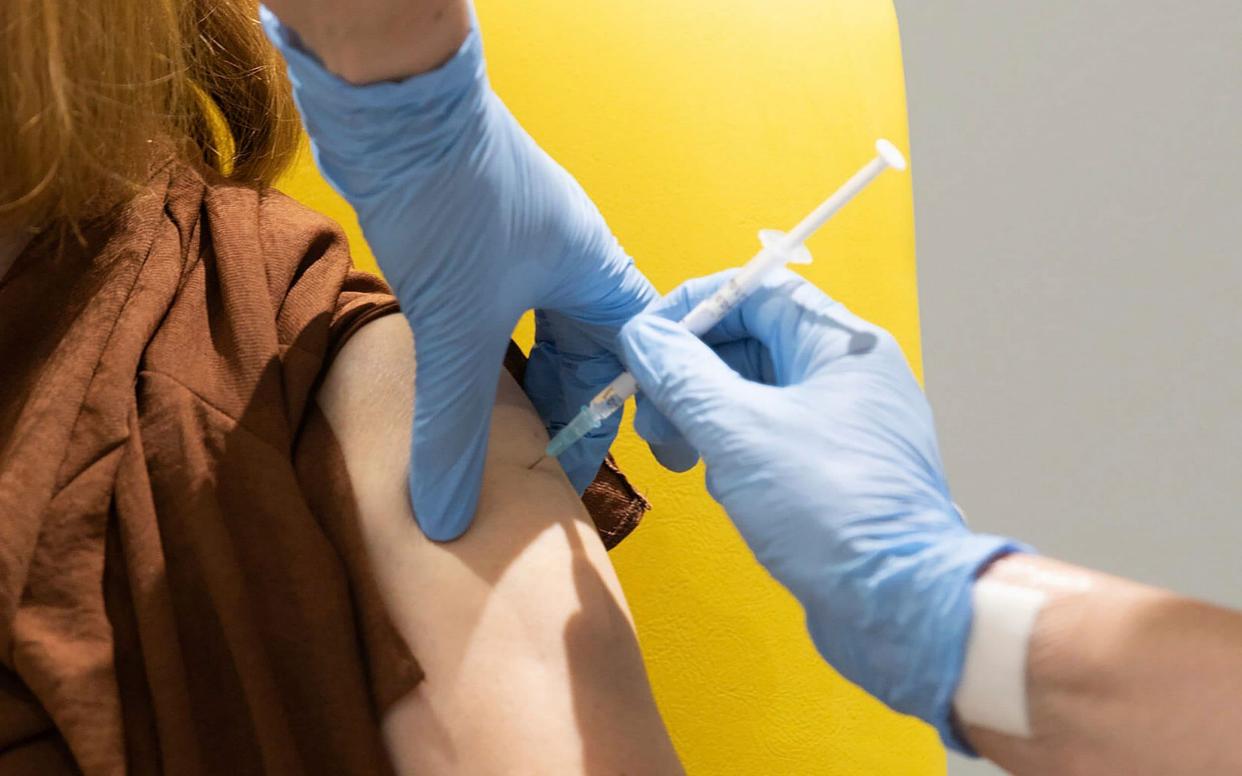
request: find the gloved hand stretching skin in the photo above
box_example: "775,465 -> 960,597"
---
262,8 -> 659,540
618,269 -> 1027,751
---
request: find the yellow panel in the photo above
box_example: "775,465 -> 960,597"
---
276,1 -> 940,772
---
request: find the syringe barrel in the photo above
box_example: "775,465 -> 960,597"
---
679,245 -> 790,335
586,371 -> 639,416
580,261 -> 771,422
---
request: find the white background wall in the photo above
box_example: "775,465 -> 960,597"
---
889,3 -> 1241,773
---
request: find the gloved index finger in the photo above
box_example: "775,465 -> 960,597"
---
407,322 -> 513,541
644,269 -> 742,336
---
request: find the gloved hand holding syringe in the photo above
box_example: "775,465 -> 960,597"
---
545,138 -> 909,459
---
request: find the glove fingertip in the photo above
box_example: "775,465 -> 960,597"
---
409,467 -> 480,541
618,314 -> 699,389
408,419 -> 490,541
649,438 -> 700,473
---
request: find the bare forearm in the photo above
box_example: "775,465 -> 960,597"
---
262,0 -> 470,83
961,555 -> 1242,775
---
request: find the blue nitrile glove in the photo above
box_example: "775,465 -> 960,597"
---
262,9 -> 660,540
618,269 -> 1028,752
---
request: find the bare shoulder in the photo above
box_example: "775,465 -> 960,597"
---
314,314 -> 682,776
316,313 -> 566,492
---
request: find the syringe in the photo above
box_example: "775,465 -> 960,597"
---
545,138 -> 908,459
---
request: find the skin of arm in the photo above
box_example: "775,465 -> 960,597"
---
259,0 -> 470,84
315,315 -> 683,775
962,554 -> 1242,775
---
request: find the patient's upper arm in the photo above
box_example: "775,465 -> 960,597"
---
314,315 -> 681,776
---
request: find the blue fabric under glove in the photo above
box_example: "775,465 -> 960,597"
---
262,9 -> 660,540
618,270 -> 1028,751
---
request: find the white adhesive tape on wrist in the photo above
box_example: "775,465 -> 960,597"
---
953,578 -> 1047,737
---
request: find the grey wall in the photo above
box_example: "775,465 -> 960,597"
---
889,2 -> 1241,774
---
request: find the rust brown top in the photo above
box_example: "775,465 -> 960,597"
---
0,162 -> 648,775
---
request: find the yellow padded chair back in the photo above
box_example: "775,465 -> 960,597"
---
279,1 -> 938,772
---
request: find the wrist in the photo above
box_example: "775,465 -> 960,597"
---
954,554 -> 1095,749
799,527 -> 1026,755
953,554 -> 1054,740
913,533 -> 1032,753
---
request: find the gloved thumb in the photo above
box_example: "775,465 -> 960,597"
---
618,314 -> 747,454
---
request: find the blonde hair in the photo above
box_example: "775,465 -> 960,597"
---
0,0 -> 301,230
